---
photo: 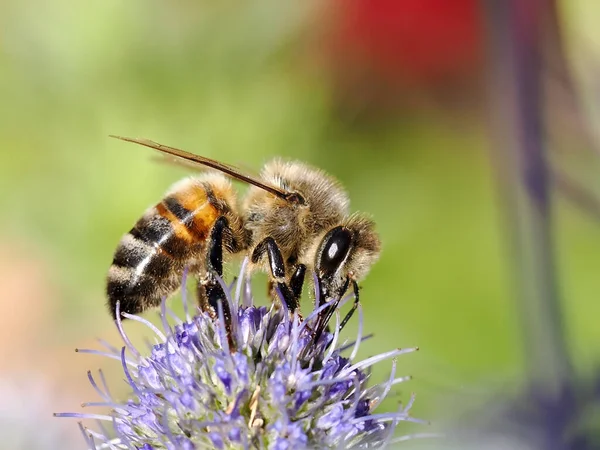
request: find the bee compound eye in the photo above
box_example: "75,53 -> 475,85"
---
318,227 -> 353,275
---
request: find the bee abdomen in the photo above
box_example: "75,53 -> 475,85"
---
107,231 -> 181,319
112,234 -> 173,278
106,186 -> 222,319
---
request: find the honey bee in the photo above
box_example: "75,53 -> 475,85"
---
107,136 -> 380,333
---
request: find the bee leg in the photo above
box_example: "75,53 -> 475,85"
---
198,216 -> 233,330
251,237 -> 299,313
266,264 -> 305,309
338,280 -> 360,332
290,264 -> 306,303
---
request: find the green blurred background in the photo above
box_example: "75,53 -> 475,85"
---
1,0 -> 600,447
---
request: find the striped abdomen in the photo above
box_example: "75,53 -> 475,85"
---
106,178 -> 230,319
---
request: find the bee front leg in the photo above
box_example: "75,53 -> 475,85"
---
251,237 -> 301,314
338,280 -> 360,332
289,264 -> 306,302
266,264 -> 305,313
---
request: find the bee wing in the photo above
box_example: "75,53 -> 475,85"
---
110,135 -> 289,200
149,153 -> 208,172
151,153 -> 256,177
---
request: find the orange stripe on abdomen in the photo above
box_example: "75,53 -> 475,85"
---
157,186 -> 220,245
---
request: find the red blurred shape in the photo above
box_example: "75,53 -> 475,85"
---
330,0 -> 483,86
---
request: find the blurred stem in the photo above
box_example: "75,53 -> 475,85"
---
552,168 -> 600,222
483,0 -> 572,395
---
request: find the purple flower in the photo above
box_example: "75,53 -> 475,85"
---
57,263 -> 420,448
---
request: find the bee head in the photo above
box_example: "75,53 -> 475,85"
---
315,214 -> 381,300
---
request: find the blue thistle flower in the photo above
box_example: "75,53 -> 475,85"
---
57,263 -> 420,449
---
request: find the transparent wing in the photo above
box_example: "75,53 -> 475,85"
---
110,135 -> 289,200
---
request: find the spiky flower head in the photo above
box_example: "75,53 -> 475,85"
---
58,263 -> 420,449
